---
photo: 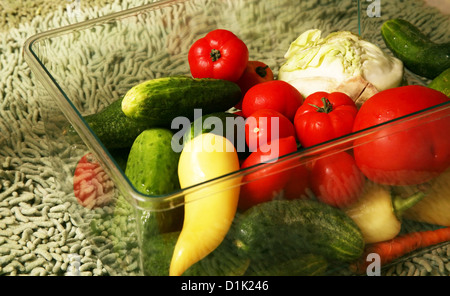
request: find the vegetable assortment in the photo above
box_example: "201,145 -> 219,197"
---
74,23 -> 450,276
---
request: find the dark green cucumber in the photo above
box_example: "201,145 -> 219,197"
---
428,68 -> 450,97
182,235 -> 250,276
64,97 -> 153,150
181,111 -> 249,158
108,147 -> 130,172
234,199 -> 365,263
121,76 -> 242,125
125,128 -> 183,233
244,253 -> 328,276
142,231 -> 180,276
140,199 -> 337,276
381,19 -> 450,79
141,230 -> 249,276
183,112 -> 243,145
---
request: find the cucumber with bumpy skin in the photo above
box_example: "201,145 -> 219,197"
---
125,128 -> 180,196
428,68 -> 450,97
64,97 -> 153,150
121,76 -> 242,126
244,253 -> 328,276
381,19 -> 450,79
234,199 -> 365,263
125,128 -> 183,233
141,229 -> 249,276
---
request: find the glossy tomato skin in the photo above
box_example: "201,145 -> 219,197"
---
235,61 -> 274,109
294,92 -> 357,148
245,109 -> 296,151
188,29 -> 249,82
241,80 -> 303,121
238,136 -> 298,211
310,151 -> 365,208
283,163 -> 310,200
353,85 -> 450,185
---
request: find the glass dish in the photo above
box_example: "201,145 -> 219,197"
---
24,0 -> 450,276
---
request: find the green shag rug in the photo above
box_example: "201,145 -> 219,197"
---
0,0 -> 449,276
0,0 -> 155,276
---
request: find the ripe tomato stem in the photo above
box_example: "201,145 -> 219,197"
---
255,65 -> 269,78
210,49 -> 221,61
309,97 -> 333,113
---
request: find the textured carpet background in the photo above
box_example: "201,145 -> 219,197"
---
0,0 -> 449,276
0,0 -> 154,276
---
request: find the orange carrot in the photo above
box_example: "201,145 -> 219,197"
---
351,227 -> 450,274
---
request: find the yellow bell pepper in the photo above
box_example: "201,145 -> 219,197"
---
170,133 -> 241,276
344,182 -> 425,244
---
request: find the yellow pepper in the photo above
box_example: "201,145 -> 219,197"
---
344,182 -> 425,244
403,168 -> 450,226
170,133 -> 241,276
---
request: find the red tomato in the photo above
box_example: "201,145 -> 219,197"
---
188,29 -> 249,82
245,109 -> 296,151
294,91 -> 357,148
353,85 -> 450,185
283,163 -> 310,200
241,80 -> 303,121
310,151 -> 365,208
73,153 -> 114,209
238,136 -> 298,210
235,61 -> 274,109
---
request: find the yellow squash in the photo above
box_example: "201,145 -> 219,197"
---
170,133 -> 241,276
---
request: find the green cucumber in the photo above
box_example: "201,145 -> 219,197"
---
428,68 -> 450,97
141,230 -> 249,276
183,112 -> 243,145
140,207 -> 329,275
381,19 -> 450,79
125,128 -> 180,196
182,235 -> 250,276
142,231 -> 180,276
108,147 -> 130,172
181,111 -> 250,158
125,128 -> 183,233
64,97 -> 153,150
234,199 -> 365,263
244,253 -> 328,276
121,76 -> 242,125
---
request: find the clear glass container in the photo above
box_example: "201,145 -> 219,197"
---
24,0 -> 450,276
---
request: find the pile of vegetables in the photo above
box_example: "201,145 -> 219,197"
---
72,19 -> 450,276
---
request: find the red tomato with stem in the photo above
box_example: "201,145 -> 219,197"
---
353,85 -> 450,185
294,92 -> 357,148
241,80 -> 303,121
235,61 -> 274,109
73,153 -> 114,209
239,136 -> 298,211
310,151 -> 365,208
188,29 -> 249,82
245,109 -> 296,151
